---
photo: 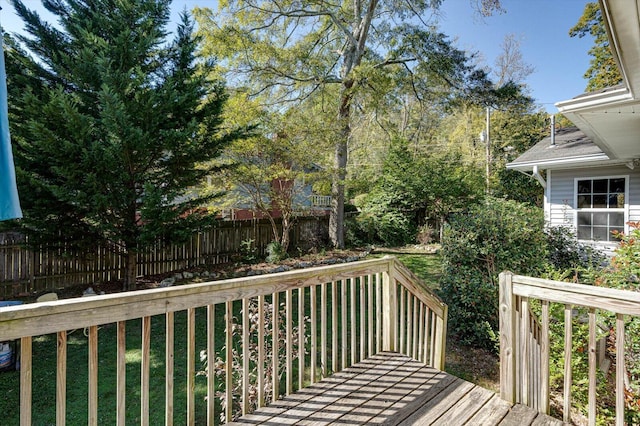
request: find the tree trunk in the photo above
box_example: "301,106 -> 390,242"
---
329,83 -> 353,249
281,214 -> 291,254
123,250 -> 137,291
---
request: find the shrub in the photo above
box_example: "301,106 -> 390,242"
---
545,225 -> 607,275
439,197 -> 547,350
265,241 -> 286,263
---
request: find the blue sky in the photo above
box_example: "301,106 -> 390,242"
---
1,0 -> 593,113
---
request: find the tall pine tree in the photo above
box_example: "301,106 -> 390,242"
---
6,0 -> 241,290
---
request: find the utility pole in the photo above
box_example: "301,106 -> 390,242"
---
479,106 -> 491,194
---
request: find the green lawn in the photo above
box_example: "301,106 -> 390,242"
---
368,251 -> 442,291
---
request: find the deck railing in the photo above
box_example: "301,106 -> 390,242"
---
499,271 -> 640,425
0,256 -> 446,425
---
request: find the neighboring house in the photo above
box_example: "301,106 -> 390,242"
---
507,0 -> 640,253
220,177 -> 331,221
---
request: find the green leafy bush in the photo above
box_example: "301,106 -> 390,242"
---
439,197 -> 547,350
265,241 -> 286,263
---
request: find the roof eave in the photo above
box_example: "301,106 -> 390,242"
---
506,154 -> 616,172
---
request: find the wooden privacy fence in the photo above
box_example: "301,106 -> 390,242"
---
0,256 -> 447,425
0,217 -> 328,298
499,271 -> 640,426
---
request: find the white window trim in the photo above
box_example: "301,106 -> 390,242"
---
573,175 -> 629,244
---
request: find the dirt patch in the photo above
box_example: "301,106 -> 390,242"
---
445,336 -> 500,393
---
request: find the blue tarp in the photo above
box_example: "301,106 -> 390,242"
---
0,35 -> 22,221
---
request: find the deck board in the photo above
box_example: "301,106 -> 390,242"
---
231,352 -> 562,426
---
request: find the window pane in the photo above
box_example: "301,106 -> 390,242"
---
610,212 -> 624,226
578,195 -> 591,208
592,212 -> 608,226
577,226 -> 591,240
609,194 -> 625,208
610,178 -> 625,193
592,227 -> 608,241
578,212 -> 591,226
593,179 -> 607,193
577,180 -> 591,193
593,195 -> 607,208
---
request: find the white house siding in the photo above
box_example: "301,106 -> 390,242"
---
547,165 -> 640,253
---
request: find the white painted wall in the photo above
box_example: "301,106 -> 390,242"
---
547,165 -> 640,254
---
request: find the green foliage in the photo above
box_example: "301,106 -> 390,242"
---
570,2 -> 622,91
265,241 -> 286,263
7,0 -> 246,288
355,139 -> 483,246
545,225 -> 607,274
239,238 -> 259,264
439,197 -> 547,350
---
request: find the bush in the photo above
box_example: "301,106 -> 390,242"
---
439,197 -> 547,350
265,241 -> 286,263
545,225 -> 607,274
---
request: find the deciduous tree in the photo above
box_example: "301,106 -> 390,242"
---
194,0 -> 504,248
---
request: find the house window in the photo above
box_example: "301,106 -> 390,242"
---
576,177 -> 626,242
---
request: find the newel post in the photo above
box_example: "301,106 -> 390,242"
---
499,271 -> 516,404
382,256 -> 397,352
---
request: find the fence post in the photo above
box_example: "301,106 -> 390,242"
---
433,304 -> 447,370
382,256 -> 397,352
499,271 -> 516,404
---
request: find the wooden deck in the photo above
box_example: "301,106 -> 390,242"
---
232,352 -> 562,426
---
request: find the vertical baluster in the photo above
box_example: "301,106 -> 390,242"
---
141,317 -> 151,426
332,281 -> 338,373
321,283 -> 328,378
57,331 -> 68,426
376,273 -> 382,352
286,289 -> 293,395
563,304 -> 572,424
540,301 -> 550,415
187,310 -> 195,426
242,298 -> 250,415
406,294 -> 413,357
520,298 -> 530,407
20,336 -> 32,426
418,303 -> 424,364
360,277 -> 365,362
207,305 -> 215,423
88,326 -> 98,426
399,287 -> 406,354
616,314 -> 625,426
588,308 -> 597,424
258,296 -> 265,407
311,285 -> 317,383
226,301 -> 234,419
166,312 -> 174,426
341,280 -> 347,369
368,274 -> 374,357
299,287 -> 305,390
272,293 -> 280,402
350,278 -> 356,366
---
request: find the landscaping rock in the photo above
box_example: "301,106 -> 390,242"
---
160,277 -> 176,287
173,272 -> 183,280
82,287 -> 96,297
182,271 -> 194,279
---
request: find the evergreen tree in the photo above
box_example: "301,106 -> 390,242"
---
570,2 -> 622,91
6,0 -> 241,290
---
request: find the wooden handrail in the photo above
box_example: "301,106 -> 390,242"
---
0,256 -> 447,425
500,271 -> 640,425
